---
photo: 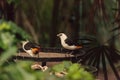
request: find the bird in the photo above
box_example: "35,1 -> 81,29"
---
57,33 -> 82,50
57,33 -> 83,63
22,40 -> 40,57
22,40 -> 48,71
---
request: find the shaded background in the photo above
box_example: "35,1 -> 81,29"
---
1,0 -> 87,47
0,0 -> 120,48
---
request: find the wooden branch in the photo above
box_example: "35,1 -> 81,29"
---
12,52 -> 81,62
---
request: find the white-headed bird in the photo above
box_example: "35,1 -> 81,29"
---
57,33 -> 82,50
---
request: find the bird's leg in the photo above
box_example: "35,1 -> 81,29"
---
69,51 -> 74,56
41,62 -> 48,71
77,59 -> 82,64
65,52 -> 68,57
73,50 -> 79,59
67,51 -> 74,61
37,53 -> 39,58
65,51 -> 70,57
35,53 -> 40,65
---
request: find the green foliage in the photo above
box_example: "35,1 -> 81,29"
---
0,20 -> 31,73
2,61 -> 95,80
0,20 -> 31,50
67,64 -> 94,80
0,47 -> 17,66
0,20 -> 32,80
51,61 -> 95,80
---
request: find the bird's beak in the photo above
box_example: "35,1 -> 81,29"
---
57,33 -> 61,37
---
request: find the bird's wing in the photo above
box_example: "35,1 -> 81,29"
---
29,42 -> 41,53
24,42 -> 32,50
65,38 -> 82,46
65,38 -> 76,46
30,42 -> 40,48
24,42 -> 40,50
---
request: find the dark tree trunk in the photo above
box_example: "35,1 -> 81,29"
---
69,0 -> 80,42
81,0 -> 91,32
59,0 -> 73,33
0,0 -> 15,21
0,0 -> 6,19
0,0 -> 4,19
50,0 -> 61,47
6,2 -> 15,21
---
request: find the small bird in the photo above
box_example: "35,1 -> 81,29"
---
22,40 -> 40,57
22,40 -> 48,71
57,33 -> 82,50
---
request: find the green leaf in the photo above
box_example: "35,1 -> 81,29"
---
0,46 -> 17,66
16,66 -> 36,80
52,63 -> 65,72
68,64 -> 80,73
0,32 -> 15,49
62,61 -> 72,70
0,21 -> 10,31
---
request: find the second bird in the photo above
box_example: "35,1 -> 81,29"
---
57,33 -> 82,50
22,40 -> 40,57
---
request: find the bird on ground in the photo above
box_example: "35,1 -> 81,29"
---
57,33 -> 82,50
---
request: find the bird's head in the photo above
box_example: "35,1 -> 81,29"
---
57,33 -> 68,40
21,40 -> 29,45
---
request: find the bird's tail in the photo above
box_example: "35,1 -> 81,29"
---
76,45 -> 83,49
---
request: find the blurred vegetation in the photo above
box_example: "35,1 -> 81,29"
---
0,20 -> 31,75
0,56 -> 95,80
0,20 -> 30,52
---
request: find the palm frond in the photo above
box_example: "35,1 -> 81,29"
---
80,38 -> 120,80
